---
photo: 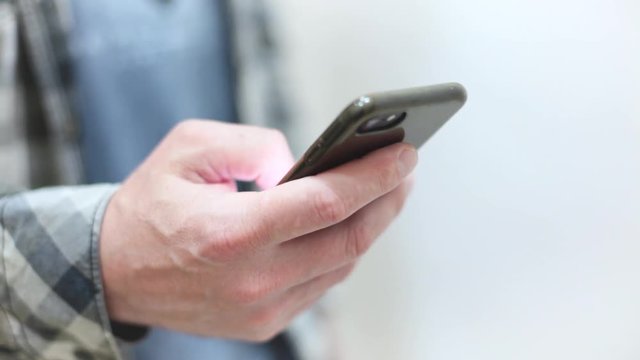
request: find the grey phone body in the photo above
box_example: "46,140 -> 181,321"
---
279,83 -> 467,183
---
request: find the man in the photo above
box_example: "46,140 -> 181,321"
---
0,0 -> 416,359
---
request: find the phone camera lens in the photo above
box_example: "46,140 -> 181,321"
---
357,112 -> 406,134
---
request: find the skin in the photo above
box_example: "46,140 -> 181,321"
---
100,119 -> 417,342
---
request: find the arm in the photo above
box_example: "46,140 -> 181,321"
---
0,185 -> 122,360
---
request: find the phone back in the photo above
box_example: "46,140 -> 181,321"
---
281,83 -> 467,183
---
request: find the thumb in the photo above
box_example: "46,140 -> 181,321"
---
168,120 -> 295,189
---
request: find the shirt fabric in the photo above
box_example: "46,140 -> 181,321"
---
69,0 -> 237,182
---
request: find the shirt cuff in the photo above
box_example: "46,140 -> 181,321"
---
0,184 -> 124,359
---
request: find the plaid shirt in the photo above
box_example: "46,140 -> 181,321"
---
0,0 -> 328,359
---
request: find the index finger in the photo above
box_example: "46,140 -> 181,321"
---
249,142 -> 417,244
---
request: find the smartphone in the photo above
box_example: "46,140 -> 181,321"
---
279,83 -> 467,183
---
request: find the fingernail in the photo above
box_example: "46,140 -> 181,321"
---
398,147 -> 418,176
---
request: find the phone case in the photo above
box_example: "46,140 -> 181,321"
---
280,82 -> 467,183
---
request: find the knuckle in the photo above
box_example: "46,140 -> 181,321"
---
196,239 -> 240,263
241,306 -> 285,343
266,128 -> 287,145
374,162 -> 401,194
337,264 -> 356,283
241,292 -> 291,342
310,186 -> 348,224
344,221 -> 374,260
232,278 -> 274,305
173,119 -> 203,138
194,228 -> 239,262
248,305 -> 279,330
248,326 -> 280,343
196,225 -> 263,262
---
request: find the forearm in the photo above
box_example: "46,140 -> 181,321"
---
0,184 -> 121,360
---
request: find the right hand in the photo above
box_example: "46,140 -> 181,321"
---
100,120 -> 417,341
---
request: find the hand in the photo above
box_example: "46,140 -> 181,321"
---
100,120 -> 417,341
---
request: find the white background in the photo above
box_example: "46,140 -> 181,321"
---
270,1 -> 640,359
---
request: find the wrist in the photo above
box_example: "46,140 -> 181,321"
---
98,187 -> 137,324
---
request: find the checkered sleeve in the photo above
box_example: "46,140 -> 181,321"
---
0,184 -> 122,360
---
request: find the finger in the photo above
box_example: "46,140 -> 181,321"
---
250,142 -> 417,245
166,120 -> 295,189
271,178 -> 412,287
271,263 -> 355,326
285,262 -> 354,307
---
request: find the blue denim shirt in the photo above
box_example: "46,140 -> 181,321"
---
69,0 -> 237,183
